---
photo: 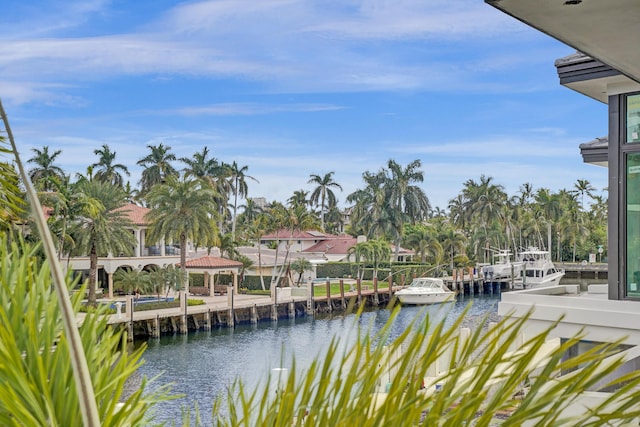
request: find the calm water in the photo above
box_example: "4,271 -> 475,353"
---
135,294 -> 501,424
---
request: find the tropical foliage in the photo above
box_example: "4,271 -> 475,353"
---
0,239 -> 175,426
145,176 -> 219,290
21,140 -> 607,268
214,305 -> 640,426
69,180 -> 136,305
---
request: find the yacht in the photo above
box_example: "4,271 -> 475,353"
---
395,277 -> 456,305
482,249 -> 523,284
517,247 -> 565,288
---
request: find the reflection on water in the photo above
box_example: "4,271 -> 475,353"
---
136,294 -> 501,424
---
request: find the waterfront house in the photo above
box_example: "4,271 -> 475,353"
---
261,230 -> 414,263
66,203 -> 242,297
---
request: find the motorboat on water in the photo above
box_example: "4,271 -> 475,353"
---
395,277 -> 456,305
516,247 -> 565,288
482,249 -> 523,284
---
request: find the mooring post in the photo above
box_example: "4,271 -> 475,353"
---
288,301 -> 295,318
152,314 -> 160,338
325,280 -> 332,312
357,278 -> 362,305
307,279 -> 315,315
373,277 -> 379,305
339,279 -> 346,309
126,294 -> 134,341
204,309 -> 211,331
227,287 -> 235,328
179,290 -> 188,334
251,305 -> 258,324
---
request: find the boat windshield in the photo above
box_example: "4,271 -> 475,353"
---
409,278 -> 442,289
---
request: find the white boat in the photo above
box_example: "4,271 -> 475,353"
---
482,249 -> 523,283
516,247 -> 565,288
395,277 -> 456,305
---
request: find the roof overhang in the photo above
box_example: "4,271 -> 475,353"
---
486,0 -> 640,92
579,136 -> 608,167
554,53 -> 634,103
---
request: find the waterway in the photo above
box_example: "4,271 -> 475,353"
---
135,294 -> 502,425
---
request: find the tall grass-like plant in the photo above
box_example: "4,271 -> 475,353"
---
0,238 -> 175,425
213,305 -> 640,426
0,99 -> 177,426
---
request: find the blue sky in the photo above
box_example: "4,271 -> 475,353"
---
0,0 -> 608,210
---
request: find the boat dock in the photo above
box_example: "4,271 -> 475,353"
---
559,262 -> 608,279
90,273 -> 511,341
91,279 -> 404,341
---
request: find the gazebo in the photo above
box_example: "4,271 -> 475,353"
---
181,256 -> 243,295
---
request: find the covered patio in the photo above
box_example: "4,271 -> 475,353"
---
181,256 -> 243,295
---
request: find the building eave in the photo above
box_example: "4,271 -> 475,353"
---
486,0 -> 640,91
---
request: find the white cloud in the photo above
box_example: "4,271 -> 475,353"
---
0,0 -> 559,105
161,103 -> 345,117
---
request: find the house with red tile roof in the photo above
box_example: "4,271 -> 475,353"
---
67,203 -> 240,298
260,229 -> 413,263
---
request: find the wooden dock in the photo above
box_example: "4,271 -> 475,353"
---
91,274 -> 508,341
91,280 -> 401,341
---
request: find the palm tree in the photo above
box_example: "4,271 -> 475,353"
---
290,257 -> 312,286
235,254 -> 254,288
347,169 -> 389,237
287,189 -> 309,209
323,204 -> 344,235
243,213 -> 270,290
181,147 -> 231,233
308,171 -> 343,231
144,176 -> 218,292
228,161 -> 258,239
0,138 -> 24,235
236,197 -> 263,236
27,146 -> 66,191
70,180 -> 136,305
404,225 -> 444,264
91,144 -> 130,187
573,178 -> 596,211
367,238 -> 392,280
39,175 -> 97,260
439,227 -> 467,273
180,146 -> 219,180
347,241 -> 369,280
387,159 -> 430,220
270,204 -> 319,288
516,182 -> 535,207
534,188 -> 564,254
386,159 -> 430,258
136,143 -> 178,196
114,267 -> 151,296
218,232 -> 239,259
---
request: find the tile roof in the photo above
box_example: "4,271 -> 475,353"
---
112,203 -> 151,226
261,229 -> 340,240
304,237 -> 358,254
303,238 -> 414,255
181,256 -> 243,269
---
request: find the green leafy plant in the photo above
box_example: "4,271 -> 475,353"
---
0,238 -> 176,425
212,305 -> 640,426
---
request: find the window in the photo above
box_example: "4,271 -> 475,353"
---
626,94 -> 640,143
626,152 -> 640,297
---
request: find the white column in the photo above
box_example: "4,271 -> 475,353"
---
134,229 -> 141,257
108,272 -> 114,299
233,271 -> 238,295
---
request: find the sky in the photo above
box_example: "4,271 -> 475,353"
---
0,0 -> 609,211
